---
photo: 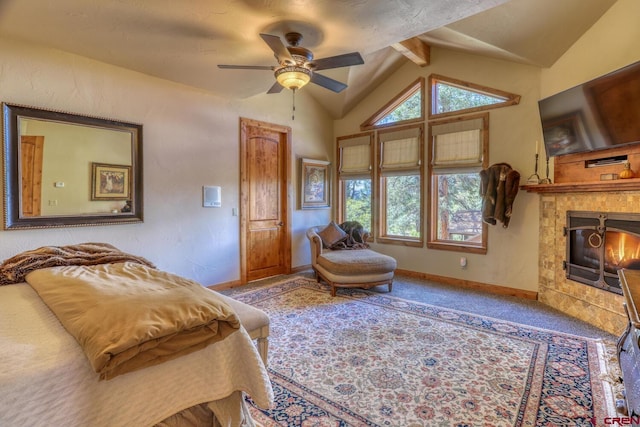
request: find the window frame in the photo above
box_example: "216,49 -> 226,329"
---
428,74 -> 520,120
360,77 -> 425,131
376,123 -> 424,246
427,112 -> 489,254
336,132 -> 375,235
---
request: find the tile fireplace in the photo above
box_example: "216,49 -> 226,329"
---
523,145 -> 640,335
533,191 -> 640,335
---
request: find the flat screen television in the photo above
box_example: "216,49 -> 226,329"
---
538,61 -> 640,157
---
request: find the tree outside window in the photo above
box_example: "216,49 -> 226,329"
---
343,178 -> 372,232
435,173 -> 482,241
376,91 -> 422,126
429,74 -> 520,119
384,174 -> 421,237
434,83 -> 503,115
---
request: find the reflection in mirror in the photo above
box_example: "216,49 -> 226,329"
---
3,104 -> 143,229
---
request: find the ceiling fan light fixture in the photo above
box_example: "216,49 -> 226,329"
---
275,66 -> 312,91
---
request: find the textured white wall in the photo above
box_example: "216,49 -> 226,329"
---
0,38 -> 333,285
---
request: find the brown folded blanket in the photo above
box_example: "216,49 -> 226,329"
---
26,261 -> 240,380
0,242 -> 155,286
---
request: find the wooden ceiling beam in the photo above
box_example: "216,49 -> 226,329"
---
392,37 -> 430,67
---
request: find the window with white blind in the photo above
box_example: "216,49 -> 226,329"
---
337,133 -> 374,232
337,75 -> 515,250
428,113 -> 488,253
378,124 -> 423,243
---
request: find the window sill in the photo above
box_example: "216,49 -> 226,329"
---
377,237 -> 423,247
427,241 -> 487,254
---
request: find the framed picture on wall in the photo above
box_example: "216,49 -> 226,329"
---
91,162 -> 131,200
301,158 -> 330,209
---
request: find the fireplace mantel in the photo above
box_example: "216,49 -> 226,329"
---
522,178 -> 640,193
523,145 -> 640,194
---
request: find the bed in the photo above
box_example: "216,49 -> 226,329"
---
0,243 -> 273,427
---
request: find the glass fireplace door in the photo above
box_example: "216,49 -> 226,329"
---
566,211 -> 640,295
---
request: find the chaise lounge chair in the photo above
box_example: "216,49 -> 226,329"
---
307,224 -> 397,297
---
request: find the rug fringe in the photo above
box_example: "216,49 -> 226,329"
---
597,339 -> 625,417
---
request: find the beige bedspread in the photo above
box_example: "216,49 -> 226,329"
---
26,262 -> 241,380
0,283 -> 273,426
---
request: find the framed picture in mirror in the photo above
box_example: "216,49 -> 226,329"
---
91,163 -> 131,200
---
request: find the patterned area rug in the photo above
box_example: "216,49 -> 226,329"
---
231,277 -> 617,426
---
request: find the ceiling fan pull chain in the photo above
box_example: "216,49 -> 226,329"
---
292,89 -> 296,120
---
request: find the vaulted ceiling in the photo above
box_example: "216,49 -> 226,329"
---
0,0 -> 617,118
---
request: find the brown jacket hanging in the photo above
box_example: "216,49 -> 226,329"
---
479,163 -> 520,228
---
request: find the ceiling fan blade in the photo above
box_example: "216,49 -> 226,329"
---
312,52 -> 364,71
311,73 -> 348,93
260,33 -> 294,64
267,81 -> 284,94
217,65 -> 274,70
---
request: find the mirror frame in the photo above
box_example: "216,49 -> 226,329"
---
2,103 -> 143,229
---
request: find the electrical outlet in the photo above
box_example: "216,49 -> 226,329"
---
460,257 -> 467,268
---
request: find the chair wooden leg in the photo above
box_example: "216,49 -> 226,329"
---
257,337 -> 268,366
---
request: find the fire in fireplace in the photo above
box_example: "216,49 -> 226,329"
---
565,211 -> 640,295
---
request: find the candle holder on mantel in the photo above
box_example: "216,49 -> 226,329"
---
526,153 -> 541,184
539,155 -> 552,184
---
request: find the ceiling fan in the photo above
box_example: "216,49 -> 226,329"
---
218,32 -> 364,94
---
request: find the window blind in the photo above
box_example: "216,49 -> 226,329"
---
432,118 -> 483,169
338,134 -> 372,177
379,127 -> 421,173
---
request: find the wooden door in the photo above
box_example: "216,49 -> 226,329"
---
240,118 -> 291,282
20,135 -> 44,217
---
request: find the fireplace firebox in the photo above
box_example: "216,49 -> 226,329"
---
565,211 -> 640,295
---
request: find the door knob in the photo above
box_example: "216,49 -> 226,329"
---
277,222 -> 284,226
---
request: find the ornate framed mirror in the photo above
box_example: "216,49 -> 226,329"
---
2,103 -> 143,229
